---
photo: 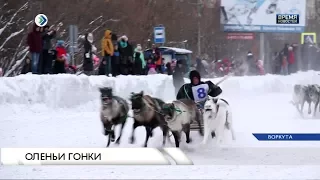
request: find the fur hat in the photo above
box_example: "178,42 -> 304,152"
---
121,35 -> 128,41
189,70 -> 201,81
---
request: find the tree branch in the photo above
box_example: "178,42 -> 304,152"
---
4,50 -> 29,77
0,2 -> 28,36
0,28 -> 24,49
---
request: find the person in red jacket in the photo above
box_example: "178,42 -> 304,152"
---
27,24 -> 42,74
288,46 -> 295,74
53,40 -> 67,74
215,58 -> 231,76
222,58 -> 231,75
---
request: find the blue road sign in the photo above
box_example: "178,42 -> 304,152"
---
154,26 -> 165,44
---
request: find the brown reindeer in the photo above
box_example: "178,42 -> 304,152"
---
129,91 -> 168,147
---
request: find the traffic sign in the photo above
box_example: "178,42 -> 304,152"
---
301,32 -> 317,44
154,26 -> 165,44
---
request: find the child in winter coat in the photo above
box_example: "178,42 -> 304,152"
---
92,54 -> 100,67
256,59 -> 265,75
166,62 -> 173,75
145,58 -> 152,74
21,56 -> 32,74
53,40 -> 67,74
147,63 -> 157,75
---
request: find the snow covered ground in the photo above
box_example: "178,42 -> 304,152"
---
1,72 -> 320,179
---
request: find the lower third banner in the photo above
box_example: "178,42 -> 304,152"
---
0,148 -> 193,165
253,133 -> 320,141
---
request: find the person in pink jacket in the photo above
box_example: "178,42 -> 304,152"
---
148,64 -> 157,75
256,59 -> 265,75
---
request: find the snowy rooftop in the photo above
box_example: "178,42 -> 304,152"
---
145,46 -> 192,54
160,46 -> 193,54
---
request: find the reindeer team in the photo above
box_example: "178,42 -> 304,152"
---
99,70 -> 236,148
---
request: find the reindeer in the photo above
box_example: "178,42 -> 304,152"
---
99,87 -> 129,147
129,91 -> 168,147
202,97 -> 236,145
161,99 -> 203,147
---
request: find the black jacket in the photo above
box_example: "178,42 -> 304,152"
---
247,54 -> 257,75
166,63 -> 173,75
118,41 -> 133,57
176,81 -> 222,101
98,58 -> 106,75
41,30 -> 56,50
83,33 -> 93,71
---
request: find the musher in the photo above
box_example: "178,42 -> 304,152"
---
176,70 -> 222,110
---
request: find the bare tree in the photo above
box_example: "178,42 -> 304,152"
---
0,0 -> 315,76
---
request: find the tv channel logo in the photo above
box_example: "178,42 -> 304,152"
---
34,14 -> 48,27
276,14 -> 299,24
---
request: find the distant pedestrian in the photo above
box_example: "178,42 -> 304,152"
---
166,62 -> 173,75
111,44 -> 120,76
53,40 -> 67,74
83,33 -> 94,75
281,56 -> 288,75
118,35 -> 133,75
27,24 -> 42,74
41,25 -> 56,74
133,44 -> 146,75
101,29 -> 114,76
172,60 -> 186,95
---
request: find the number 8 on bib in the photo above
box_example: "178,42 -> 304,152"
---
191,84 -> 209,102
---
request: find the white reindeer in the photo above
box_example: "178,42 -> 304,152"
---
202,97 -> 236,145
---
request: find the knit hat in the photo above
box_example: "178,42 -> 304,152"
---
189,70 -> 201,81
136,44 -> 142,52
56,40 -> 64,47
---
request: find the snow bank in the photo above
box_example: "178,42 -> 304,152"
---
0,71 -> 319,108
0,74 -> 175,109
215,71 -> 320,96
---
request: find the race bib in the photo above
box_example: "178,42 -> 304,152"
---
191,84 -> 209,102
